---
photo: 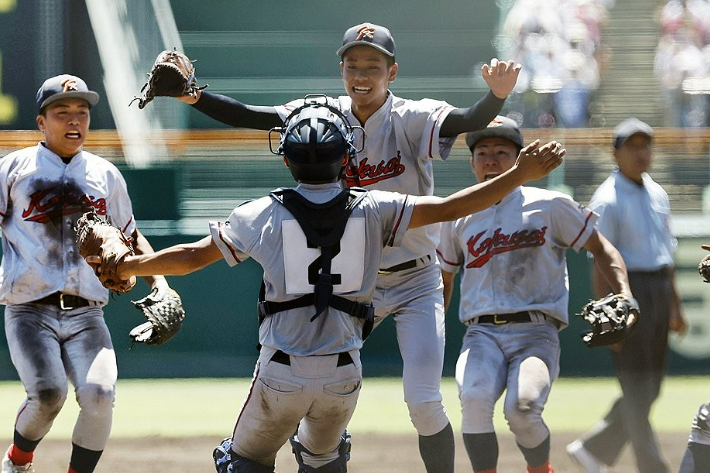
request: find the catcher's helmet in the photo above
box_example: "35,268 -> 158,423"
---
271,96 -> 362,182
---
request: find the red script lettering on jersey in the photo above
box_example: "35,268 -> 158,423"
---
465,227 -> 547,268
23,188 -> 107,223
344,151 -> 406,186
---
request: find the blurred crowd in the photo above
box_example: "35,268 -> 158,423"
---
500,0 -> 614,128
654,0 -> 710,128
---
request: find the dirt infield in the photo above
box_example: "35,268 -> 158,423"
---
1,430 -> 688,473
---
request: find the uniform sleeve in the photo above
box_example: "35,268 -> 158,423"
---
550,195 -> 599,253
399,98 -> 456,161
436,220 -> 463,274
0,153 -> 18,224
106,166 -> 136,236
275,98 -> 307,122
208,199 -> 267,266
588,191 -> 617,245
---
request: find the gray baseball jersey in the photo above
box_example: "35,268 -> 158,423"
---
438,186 -> 598,328
209,182 -> 414,355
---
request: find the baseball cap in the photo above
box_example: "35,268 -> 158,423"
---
613,117 -> 653,149
337,23 -> 396,58
36,74 -> 99,113
465,116 -> 524,151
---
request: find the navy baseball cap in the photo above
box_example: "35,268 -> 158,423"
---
337,23 -> 396,58
613,117 -> 654,149
36,74 -> 99,113
465,116 -> 524,151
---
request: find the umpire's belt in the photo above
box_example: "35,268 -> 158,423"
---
270,349 -> 354,367
378,254 -> 432,274
33,293 -> 95,310
466,311 -> 531,325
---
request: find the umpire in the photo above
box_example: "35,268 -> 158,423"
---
567,118 -> 687,473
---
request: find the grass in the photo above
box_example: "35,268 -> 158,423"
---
0,376 -> 706,438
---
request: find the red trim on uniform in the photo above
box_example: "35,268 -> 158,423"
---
0,210 -> 5,217
121,217 -> 133,235
388,195 -> 409,246
218,222 -> 242,263
427,106 -> 453,159
435,248 -> 461,267
570,211 -> 594,248
232,363 -> 260,438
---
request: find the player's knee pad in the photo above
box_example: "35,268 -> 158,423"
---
407,400 -> 449,436
290,430 -> 351,473
213,438 -> 274,473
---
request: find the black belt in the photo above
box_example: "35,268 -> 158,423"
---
378,255 -> 432,274
33,293 -> 93,310
270,349 -> 353,367
472,311 -> 531,325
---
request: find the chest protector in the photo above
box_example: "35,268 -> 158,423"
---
258,187 -> 374,340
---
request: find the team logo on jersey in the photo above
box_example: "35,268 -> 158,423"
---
356,25 -> 376,41
466,226 -> 547,268
23,188 -> 107,223
61,78 -> 80,92
344,151 -> 406,186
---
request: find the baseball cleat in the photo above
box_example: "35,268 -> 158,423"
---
566,440 -> 606,473
1,447 -> 34,473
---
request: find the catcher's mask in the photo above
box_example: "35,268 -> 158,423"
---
270,95 -> 363,182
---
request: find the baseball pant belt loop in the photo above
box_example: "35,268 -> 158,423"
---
465,311 -> 532,325
32,293 -> 95,310
270,349 -> 354,367
378,254 -> 432,274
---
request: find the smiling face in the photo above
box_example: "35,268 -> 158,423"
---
340,45 -> 397,124
470,137 -> 520,183
36,98 -> 90,158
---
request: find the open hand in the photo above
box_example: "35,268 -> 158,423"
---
482,58 -> 522,99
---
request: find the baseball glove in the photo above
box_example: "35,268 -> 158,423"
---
129,286 -> 185,345
130,48 -> 207,109
699,259 -> 710,283
75,210 -> 136,293
575,293 -> 640,348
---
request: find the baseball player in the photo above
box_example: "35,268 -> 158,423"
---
0,75 -> 175,473
85,100 -> 563,473
174,23 -> 521,472
567,118 -> 686,473
436,116 -> 633,473
679,246 -> 710,473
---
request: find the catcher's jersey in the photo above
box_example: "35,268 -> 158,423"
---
437,186 -> 599,328
589,169 -> 675,272
209,182 -> 415,355
276,92 -> 455,269
0,144 -> 136,305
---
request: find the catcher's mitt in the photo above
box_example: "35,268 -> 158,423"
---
130,49 -> 208,109
129,287 -> 185,345
75,210 -> 136,293
575,293 -> 639,348
699,259 -> 710,283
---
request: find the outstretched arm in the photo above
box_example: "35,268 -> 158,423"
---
440,59 -> 522,137
181,90 -> 283,130
88,235 -> 224,280
409,140 -> 564,228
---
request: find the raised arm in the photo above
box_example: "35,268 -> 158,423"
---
181,90 -> 283,130
440,59 -> 522,137
409,140 -> 564,228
